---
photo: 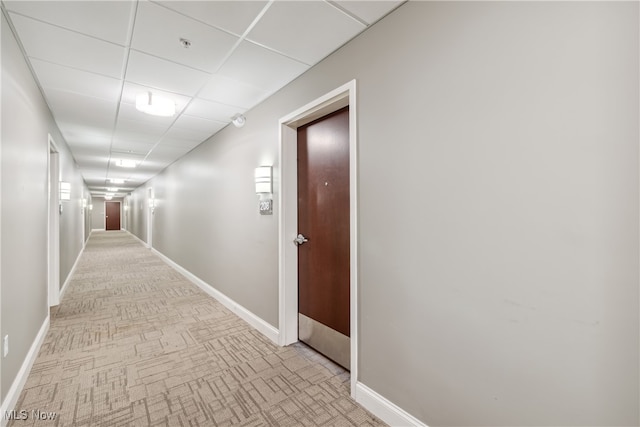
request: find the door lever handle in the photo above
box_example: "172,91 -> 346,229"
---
293,234 -> 309,246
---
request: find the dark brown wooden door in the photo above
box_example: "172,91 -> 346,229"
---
298,107 -> 350,344
105,201 -> 121,231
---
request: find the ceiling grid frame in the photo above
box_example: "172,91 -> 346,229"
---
1,0 -> 405,197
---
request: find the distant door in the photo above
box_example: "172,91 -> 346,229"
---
297,106 -> 350,369
105,201 -> 121,231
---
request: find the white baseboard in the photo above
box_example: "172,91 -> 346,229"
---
91,228 -> 105,231
150,246 -> 280,345
355,382 -> 427,427
59,243 -> 84,299
0,316 -> 50,427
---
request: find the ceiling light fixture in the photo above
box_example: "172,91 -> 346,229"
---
107,187 -> 118,192
109,178 -> 125,184
231,113 -> 246,128
135,92 -> 176,117
115,159 -> 138,168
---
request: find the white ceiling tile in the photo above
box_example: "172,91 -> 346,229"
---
126,50 -> 210,95
132,1 -> 239,73
65,136 -> 111,150
198,74 -> 269,108
159,136 -> 203,150
217,41 -> 308,92
31,59 -> 122,102
146,147 -> 191,167
115,115 -> 170,139
82,169 -> 109,178
161,127 -> 211,146
81,168 -> 112,181
117,169 -> 154,179
116,102 -> 176,130
56,122 -> 113,147
173,114 -> 226,133
70,146 -> 111,161
333,1 -> 405,25
45,89 -> 118,132
6,0 -> 391,195
150,144 -> 193,159
72,155 -> 109,169
9,13 -> 127,78
143,159 -> 173,171
111,139 -> 156,155
183,98 -> 243,123
4,0 -> 134,45
154,0 -> 268,36
113,121 -> 166,143
246,1 -> 365,65
121,82 -> 191,109
126,162 -> 162,175
112,132 -> 159,149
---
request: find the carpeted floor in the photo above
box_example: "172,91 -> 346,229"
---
9,231 -> 386,426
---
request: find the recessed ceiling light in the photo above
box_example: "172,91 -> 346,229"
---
135,92 -> 176,117
115,159 -> 138,168
109,179 -> 125,184
104,195 -> 113,200
107,187 -> 118,192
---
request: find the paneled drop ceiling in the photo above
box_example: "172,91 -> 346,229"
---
2,0 -> 403,198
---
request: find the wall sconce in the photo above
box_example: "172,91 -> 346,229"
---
82,199 -> 87,208
255,166 -> 273,215
59,181 -> 71,201
255,166 -> 272,194
89,204 -> 93,211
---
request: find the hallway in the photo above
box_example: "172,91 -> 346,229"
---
10,232 -> 384,426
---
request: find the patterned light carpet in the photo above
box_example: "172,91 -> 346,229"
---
10,231 -> 386,426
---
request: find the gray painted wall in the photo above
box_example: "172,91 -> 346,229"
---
126,187 -> 148,244
138,2 -> 638,425
91,197 -> 124,231
84,192 -> 92,241
58,142 -> 85,288
1,12 -> 85,403
91,198 -> 106,230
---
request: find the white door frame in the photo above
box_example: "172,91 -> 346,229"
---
147,187 -> 153,248
278,80 -> 358,396
81,188 -> 86,247
122,196 -> 128,231
47,135 -> 60,307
